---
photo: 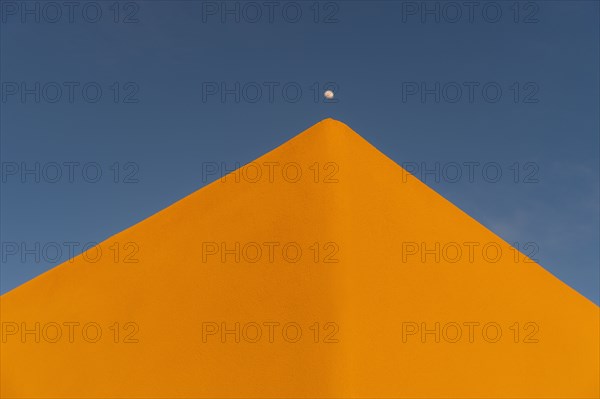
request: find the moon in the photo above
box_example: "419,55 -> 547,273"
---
324,90 -> 334,100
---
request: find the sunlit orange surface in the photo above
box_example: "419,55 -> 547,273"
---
1,119 -> 598,398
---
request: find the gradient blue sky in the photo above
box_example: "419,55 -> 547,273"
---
1,0 -> 599,305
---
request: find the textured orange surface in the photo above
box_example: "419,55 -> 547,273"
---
1,119 -> 598,398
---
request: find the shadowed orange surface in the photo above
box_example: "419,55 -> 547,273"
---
1,119 -> 598,398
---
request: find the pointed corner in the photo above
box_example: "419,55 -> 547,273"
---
317,117 -> 350,129
313,118 -> 360,138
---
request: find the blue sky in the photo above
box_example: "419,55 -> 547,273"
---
1,0 -> 599,304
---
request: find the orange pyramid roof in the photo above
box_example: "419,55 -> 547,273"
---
1,119 -> 598,398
